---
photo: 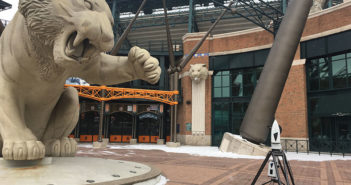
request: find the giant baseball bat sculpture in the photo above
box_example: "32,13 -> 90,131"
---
240,0 -> 313,144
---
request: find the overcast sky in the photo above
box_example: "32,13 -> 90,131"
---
0,0 -> 18,21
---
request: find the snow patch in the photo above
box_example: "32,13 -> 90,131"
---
78,144 -> 351,161
155,175 -> 169,185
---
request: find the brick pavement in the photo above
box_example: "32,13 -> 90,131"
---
77,146 -> 351,185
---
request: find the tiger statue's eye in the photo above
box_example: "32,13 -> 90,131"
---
84,0 -> 93,10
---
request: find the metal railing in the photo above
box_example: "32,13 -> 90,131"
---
281,138 -> 351,157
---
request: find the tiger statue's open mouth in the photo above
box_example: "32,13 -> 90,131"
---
65,31 -> 97,61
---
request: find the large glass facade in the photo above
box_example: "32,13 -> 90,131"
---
307,52 -> 351,91
212,67 -> 262,146
210,48 -> 269,146
306,51 -> 351,153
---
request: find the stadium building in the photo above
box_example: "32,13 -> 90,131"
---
2,0 -> 350,153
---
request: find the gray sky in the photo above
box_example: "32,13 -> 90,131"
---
0,0 -> 18,21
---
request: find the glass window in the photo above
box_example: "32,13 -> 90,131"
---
243,73 -> 254,85
222,87 -> 230,97
214,88 -> 221,98
308,63 -> 319,79
232,72 -> 243,97
256,70 -> 262,81
332,54 -> 345,61
232,102 -> 248,113
310,78 -> 319,91
214,75 -> 222,87
319,62 -> 329,78
310,117 -> 321,138
347,58 -> 351,74
213,71 -> 230,98
307,52 -> 351,91
332,59 -> 346,76
309,97 -> 319,114
231,118 -> 243,135
222,75 -> 230,87
333,75 -> 347,89
244,85 -> 254,96
320,78 -> 329,90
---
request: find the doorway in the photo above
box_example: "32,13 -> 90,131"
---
109,112 -> 133,143
79,111 -> 100,142
137,112 -> 160,143
310,116 -> 351,153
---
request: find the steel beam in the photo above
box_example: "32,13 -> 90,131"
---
188,0 -> 194,33
240,0 -> 313,144
98,89 -> 105,142
111,0 -> 119,44
162,0 -> 176,70
111,0 -> 148,55
282,0 -> 287,14
162,0 -> 178,142
179,1 -> 235,69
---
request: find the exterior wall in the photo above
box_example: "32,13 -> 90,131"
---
276,60 -> 308,139
178,38 -> 212,145
180,2 -> 351,145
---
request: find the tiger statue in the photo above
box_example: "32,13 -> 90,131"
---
0,0 -> 161,160
189,64 -> 209,83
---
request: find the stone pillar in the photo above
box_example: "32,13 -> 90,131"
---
189,64 -> 209,144
191,78 -> 206,135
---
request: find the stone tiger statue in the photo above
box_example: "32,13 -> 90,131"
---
0,0 -> 161,160
189,64 -> 209,83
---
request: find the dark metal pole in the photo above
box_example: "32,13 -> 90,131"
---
98,89 -> 105,142
162,0 -> 176,70
188,0 -> 194,33
240,0 -> 313,144
169,74 -> 175,142
162,0 -> 178,142
110,0 -> 148,55
179,1 -> 235,69
173,72 -> 179,142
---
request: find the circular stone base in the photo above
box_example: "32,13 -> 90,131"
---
0,157 -> 161,185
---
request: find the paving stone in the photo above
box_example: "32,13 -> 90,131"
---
77,146 -> 351,184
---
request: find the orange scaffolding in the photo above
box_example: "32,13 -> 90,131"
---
65,84 -> 179,105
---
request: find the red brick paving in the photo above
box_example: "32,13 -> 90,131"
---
77,146 -> 351,185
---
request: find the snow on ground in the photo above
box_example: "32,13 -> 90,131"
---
156,176 -> 169,185
78,143 -> 351,161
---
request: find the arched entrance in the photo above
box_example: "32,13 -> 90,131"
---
137,112 -> 160,143
109,111 -> 133,143
79,111 -> 100,142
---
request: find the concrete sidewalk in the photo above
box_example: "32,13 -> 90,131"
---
77,146 -> 351,185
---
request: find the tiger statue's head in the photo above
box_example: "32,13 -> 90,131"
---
189,64 -> 209,83
18,0 -> 115,78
